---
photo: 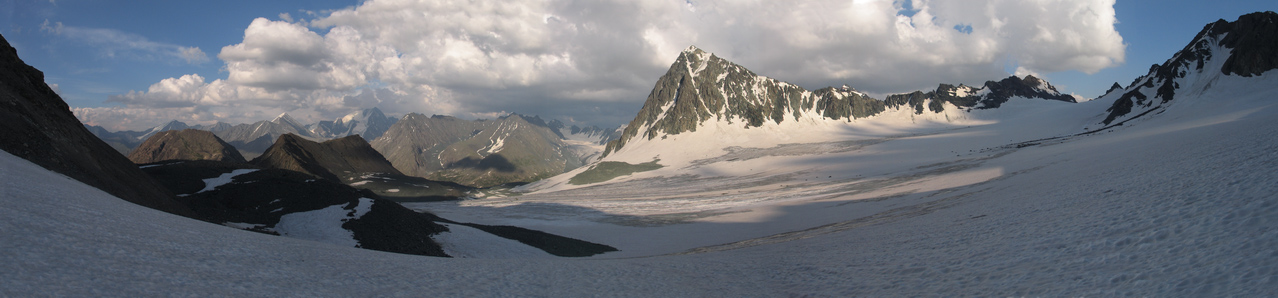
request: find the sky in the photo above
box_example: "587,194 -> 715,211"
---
1,0 -> 1274,131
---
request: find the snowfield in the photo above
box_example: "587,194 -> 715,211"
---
3,77 -> 1278,296
274,198 -> 374,247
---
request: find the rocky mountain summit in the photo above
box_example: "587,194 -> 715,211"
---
127,129 -> 245,164
603,46 -> 1081,157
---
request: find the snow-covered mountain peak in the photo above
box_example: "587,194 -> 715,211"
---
272,113 -> 300,125
682,45 -> 703,54
339,110 -> 363,124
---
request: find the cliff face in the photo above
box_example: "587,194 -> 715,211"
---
0,33 -> 191,216
128,129 -> 247,164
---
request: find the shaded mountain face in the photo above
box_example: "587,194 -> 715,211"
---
0,33 -> 192,217
1102,11 -> 1278,125
85,124 -> 146,154
372,113 -> 581,187
128,129 -> 246,164
308,107 -> 398,141
251,134 -> 402,183
602,46 -> 1077,156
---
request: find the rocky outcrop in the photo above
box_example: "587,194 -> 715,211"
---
884,75 -> 1076,114
128,129 -> 246,164
251,134 -> 402,182
0,33 -> 192,216
1102,11 -> 1278,125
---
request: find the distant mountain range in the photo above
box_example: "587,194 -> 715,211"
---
87,107 -> 621,187
86,108 -> 397,157
523,11 -> 1278,192
82,11 -> 1278,192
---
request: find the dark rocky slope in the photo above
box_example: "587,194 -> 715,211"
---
128,129 -> 246,164
1102,11 -> 1278,125
141,160 -> 449,257
141,160 -> 616,257
0,33 -> 191,216
252,134 -> 402,182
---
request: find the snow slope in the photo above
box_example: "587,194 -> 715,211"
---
432,223 -> 556,259
3,70 -> 1275,296
274,198 -> 374,247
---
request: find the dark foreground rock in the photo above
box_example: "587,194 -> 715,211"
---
252,134 -> 401,182
141,160 -> 617,257
0,33 -> 192,216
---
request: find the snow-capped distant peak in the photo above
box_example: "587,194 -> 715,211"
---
273,113 -> 304,127
340,112 -> 361,124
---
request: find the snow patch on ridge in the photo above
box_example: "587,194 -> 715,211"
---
197,169 -> 259,193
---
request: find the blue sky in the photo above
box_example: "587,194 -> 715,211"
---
1,0 -> 1274,130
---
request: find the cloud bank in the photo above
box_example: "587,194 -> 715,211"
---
76,0 -> 1124,131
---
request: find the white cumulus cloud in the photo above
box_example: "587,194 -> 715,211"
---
84,0 -> 1124,131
